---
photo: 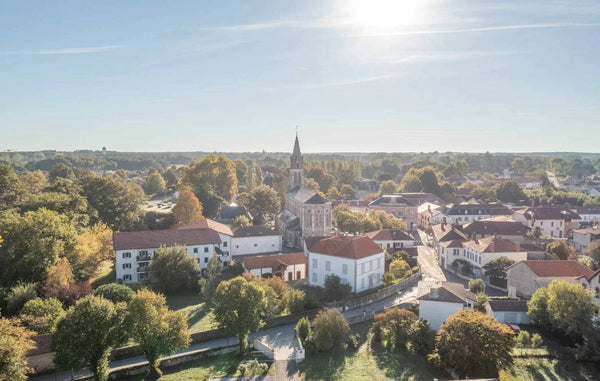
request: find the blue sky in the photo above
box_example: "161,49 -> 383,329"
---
1,0 -> 599,153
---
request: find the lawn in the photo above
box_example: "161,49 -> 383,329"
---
165,292 -> 216,333
90,260 -> 116,288
298,322 -> 446,381
500,357 -> 595,381
125,352 -> 274,380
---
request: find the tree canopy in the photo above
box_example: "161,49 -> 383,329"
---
171,190 -> 204,228
0,318 -> 35,381
149,245 -> 199,293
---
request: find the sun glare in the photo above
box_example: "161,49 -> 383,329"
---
351,0 -> 421,28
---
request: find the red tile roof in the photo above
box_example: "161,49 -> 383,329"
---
309,236 -> 383,259
179,218 -> 233,236
365,229 -> 413,241
113,228 -> 221,251
519,260 -> 595,278
243,252 -> 307,270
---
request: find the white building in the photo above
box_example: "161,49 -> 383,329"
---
418,282 -> 476,331
243,252 -> 307,281
113,228 -> 225,284
485,299 -> 531,324
230,225 -> 282,257
572,207 -> 600,226
512,206 -> 581,239
365,229 -> 414,251
307,236 -> 385,293
571,226 -> 600,251
578,270 -> 600,317
436,203 -> 512,225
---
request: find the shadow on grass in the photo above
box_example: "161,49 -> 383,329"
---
186,303 -> 213,330
371,343 -> 447,381
298,347 -> 346,381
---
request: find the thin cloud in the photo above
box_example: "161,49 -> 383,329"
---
1,45 -> 121,55
392,51 -> 520,64
200,18 -> 351,32
263,74 -> 398,91
353,23 -> 600,37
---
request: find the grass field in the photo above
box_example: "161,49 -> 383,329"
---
165,292 -> 216,333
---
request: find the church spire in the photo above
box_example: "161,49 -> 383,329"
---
291,132 -> 303,170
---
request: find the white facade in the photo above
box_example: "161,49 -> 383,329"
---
571,228 -> 600,251
439,244 -> 527,273
485,304 -> 531,324
231,235 -> 282,257
419,300 -> 464,331
372,239 -> 414,251
248,263 -> 306,281
307,251 -> 385,293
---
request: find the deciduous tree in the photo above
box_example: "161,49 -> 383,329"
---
0,318 -> 34,381
547,240 -> 575,260
379,180 -> 397,195
311,309 -> 350,352
144,172 -> 167,195
0,163 -> 24,210
93,283 -> 134,304
385,258 -> 412,286
149,246 -> 199,293
171,190 -> 204,228
19,297 -> 65,333
240,185 -> 281,224
469,279 -> 486,294
323,275 -> 351,301
373,308 -> 417,350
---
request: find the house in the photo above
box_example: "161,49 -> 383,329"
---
461,220 -> 529,242
439,236 -> 528,275
242,252 -> 307,281
570,226 -> 600,251
216,204 -> 253,224
431,222 -> 467,248
437,203 -> 512,225
180,219 -> 234,257
572,207 -> 600,226
307,235 -> 385,293
506,260 -> 595,298
417,203 -> 445,228
513,206 -> 581,239
514,177 -> 543,190
577,270 -> 600,317
230,225 -> 282,257
113,228 -> 224,284
485,299 -> 531,324
365,229 -> 414,251
368,193 -> 442,230
418,282 -> 476,330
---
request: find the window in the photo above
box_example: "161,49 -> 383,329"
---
369,261 -> 373,271
361,263 -> 366,274
361,278 -> 365,289
342,264 -> 348,274
204,257 -> 208,263
254,244 -> 258,247
122,252 -> 131,259
312,272 -> 317,283
197,258 -> 200,264
223,242 -> 228,247
204,247 -> 209,253
123,274 -> 132,281
123,263 -> 131,269
193,248 -> 198,254
376,258 -> 381,269
236,245 -> 239,248
325,261 -> 331,271
312,258 -> 317,269
551,221 -> 554,227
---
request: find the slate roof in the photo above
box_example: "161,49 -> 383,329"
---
397,192 -> 444,205
444,203 -> 511,216
287,186 -> 328,204
488,299 -> 528,312
462,220 -> 529,237
572,227 -> 600,236
233,225 -> 279,238
463,236 -> 523,253
418,282 -> 476,304
519,207 -> 581,221
365,229 -> 413,241
574,206 -> 600,215
369,195 -> 417,207
431,223 -> 467,242
309,236 -> 383,260
113,228 -> 221,250
179,218 -> 234,236
513,260 -> 595,278
243,252 -> 307,270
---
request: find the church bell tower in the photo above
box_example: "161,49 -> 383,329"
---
289,133 -> 304,189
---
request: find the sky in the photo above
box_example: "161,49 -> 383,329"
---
1,0 -> 599,153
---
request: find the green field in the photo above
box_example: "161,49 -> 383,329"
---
165,292 -> 216,333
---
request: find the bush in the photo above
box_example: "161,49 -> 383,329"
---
150,245 -> 199,294
323,275 -> 351,302
45,282 -> 92,307
282,289 -> 306,313
93,283 -> 134,303
296,317 -> 311,346
516,331 -> 531,348
469,279 -> 485,294
6,282 -> 38,316
531,333 -> 543,349
19,297 -> 65,333
311,309 -> 350,352
237,359 -> 268,376
347,333 -> 360,350
372,308 -> 417,350
408,319 -> 435,356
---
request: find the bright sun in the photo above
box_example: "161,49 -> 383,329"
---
351,0 -> 421,28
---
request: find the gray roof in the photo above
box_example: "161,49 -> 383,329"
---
233,225 -> 279,238
487,299 -> 528,312
287,186 -> 328,204
418,282 -> 476,304
444,203 -> 511,216
219,205 -> 252,220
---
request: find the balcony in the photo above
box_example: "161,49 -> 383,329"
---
137,266 -> 149,273
137,255 -> 151,261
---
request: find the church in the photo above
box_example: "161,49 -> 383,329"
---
278,135 -> 333,248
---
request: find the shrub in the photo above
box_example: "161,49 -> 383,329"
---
468,279 -> 485,294
282,289 -> 306,313
238,359 -> 268,376
311,309 -> 350,352
19,297 -> 65,333
372,308 -> 417,350
150,245 -> 199,293
296,317 -> 311,346
347,333 -> 360,350
323,275 -> 351,302
531,333 -> 543,349
516,331 -> 531,348
93,283 -> 134,303
45,282 -> 92,307
408,319 -> 435,356
6,282 -> 38,316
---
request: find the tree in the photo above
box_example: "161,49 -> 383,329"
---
231,215 -> 250,228
531,333 -> 543,349
20,171 -> 48,195
150,246 -> 199,293
213,277 -> 268,354
128,289 -> 190,378
241,185 -> 281,224
483,257 -> 515,279
144,172 -> 167,195
81,174 -> 146,230
359,216 -> 382,232
584,241 -> 600,269
428,310 -> 515,378
5,282 -> 38,316
372,308 -> 417,350
206,252 -> 223,279
469,279 -> 486,294
93,283 -> 134,304
311,309 -> 350,352
53,296 -> 128,381
49,163 -> 75,183
171,189 -> 204,229
494,181 -> 526,204
282,289 -> 306,313
409,319 -> 435,356
547,240 -> 575,260
0,163 -> 24,210
295,317 -> 311,346
401,174 -> 423,192
368,209 -> 406,230
326,187 -> 342,201
304,178 -> 320,192
379,180 -> 397,195
385,258 -> 412,286
474,293 -> 488,313
19,297 -> 65,333
516,331 -> 531,348
323,275 -> 351,301
0,318 -> 34,381
71,223 -> 113,279
0,208 -> 77,287
339,184 -> 356,200
530,226 -> 542,239
527,281 -> 596,340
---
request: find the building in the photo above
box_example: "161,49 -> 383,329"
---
572,206 -> 600,226
307,236 -> 385,293
485,299 -> 531,324
514,177 -> 543,190
439,236 -> 528,275
365,229 -> 414,251
461,219 -> 529,242
437,203 -> 512,225
230,225 -> 282,257
417,203 -> 444,228
368,193 -> 442,230
277,135 -> 333,248
243,252 -> 307,281
577,270 -> 600,317
571,226 -> 600,251
113,228 -> 225,284
513,206 -> 581,239
418,282 -> 476,330
352,180 -> 379,199
216,204 -> 253,224
506,260 -> 595,298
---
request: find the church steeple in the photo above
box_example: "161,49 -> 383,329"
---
289,133 -> 304,189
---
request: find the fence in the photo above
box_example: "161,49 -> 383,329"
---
325,270 -> 421,311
